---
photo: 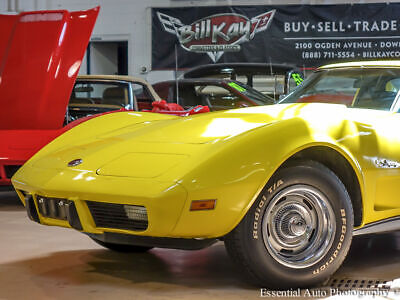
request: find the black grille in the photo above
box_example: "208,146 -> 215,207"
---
4,165 -> 20,179
86,201 -> 148,231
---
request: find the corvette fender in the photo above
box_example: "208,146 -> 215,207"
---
172,117 -> 365,238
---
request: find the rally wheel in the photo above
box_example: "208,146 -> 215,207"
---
224,160 -> 353,288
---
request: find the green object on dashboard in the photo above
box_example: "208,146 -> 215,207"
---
228,82 -> 246,92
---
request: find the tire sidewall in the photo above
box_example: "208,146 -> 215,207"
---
241,162 -> 353,287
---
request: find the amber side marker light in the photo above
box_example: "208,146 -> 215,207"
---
190,199 -> 216,211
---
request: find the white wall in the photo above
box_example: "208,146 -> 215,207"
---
90,42 -> 119,75
4,0 -> 400,83
0,1 -> 7,11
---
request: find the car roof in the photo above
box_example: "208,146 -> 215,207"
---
320,60 -> 400,69
77,74 -> 149,84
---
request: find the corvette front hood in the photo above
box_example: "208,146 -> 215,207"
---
96,105 -> 305,145
0,7 -> 99,130
109,103 -> 347,144
96,152 -> 189,178
15,103 -> 353,180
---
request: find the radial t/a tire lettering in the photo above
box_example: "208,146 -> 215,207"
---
224,160 -> 354,288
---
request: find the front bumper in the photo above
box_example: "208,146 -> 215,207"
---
12,164 -> 190,238
21,192 -> 217,250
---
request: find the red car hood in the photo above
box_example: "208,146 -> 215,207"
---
0,7 -> 99,130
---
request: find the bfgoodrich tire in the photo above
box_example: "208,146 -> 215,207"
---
90,238 -> 153,253
224,161 -> 354,288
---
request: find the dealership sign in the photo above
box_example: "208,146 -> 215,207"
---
157,10 -> 275,62
152,4 -> 400,68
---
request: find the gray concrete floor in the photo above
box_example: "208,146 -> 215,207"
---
1,191 -> 400,300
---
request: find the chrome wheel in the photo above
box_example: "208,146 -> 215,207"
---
262,184 -> 336,268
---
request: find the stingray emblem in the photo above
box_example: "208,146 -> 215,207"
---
157,10 -> 275,62
374,158 -> 400,169
67,159 -> 83,167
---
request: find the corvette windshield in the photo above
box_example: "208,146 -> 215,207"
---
280,68 -> 400,111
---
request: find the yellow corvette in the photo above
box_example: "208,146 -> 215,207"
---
12,61 -> 400,288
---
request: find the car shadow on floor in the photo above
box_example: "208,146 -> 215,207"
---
0,242 -> 253,290
90,245 -> 250,288
2,233 -> 400,295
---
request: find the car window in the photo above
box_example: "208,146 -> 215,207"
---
355,76 -> 400,110
174,85 -> 199,107
132,83 -> 155,111
252,75 -> 285,96
280,68 -> 400,110
228,81 -> 275,105
70,81 -> 129,108
195,84 -> 239,110
236,75 -> 248,84
385,78 -> 400,92
162,82 -> 273,110
153,83 -> 171,101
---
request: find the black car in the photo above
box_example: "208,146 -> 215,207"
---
152,78 -> 275,111
183,63 -> 304,100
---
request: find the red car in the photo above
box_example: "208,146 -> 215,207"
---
0,8 -> 207,188
0,8 -> 100,188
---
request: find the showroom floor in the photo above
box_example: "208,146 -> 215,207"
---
1,191 -> 400,300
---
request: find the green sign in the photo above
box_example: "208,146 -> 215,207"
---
291,73 -> 303,86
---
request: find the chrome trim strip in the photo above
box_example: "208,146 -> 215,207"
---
353,216 -> 400,236
129,83 -> 137,111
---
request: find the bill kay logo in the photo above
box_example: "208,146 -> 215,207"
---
157,10 -> 275,62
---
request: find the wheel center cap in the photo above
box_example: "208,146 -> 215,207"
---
289,217 -> 307,236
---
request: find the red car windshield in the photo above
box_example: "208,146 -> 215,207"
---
280,68 -> 400,111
